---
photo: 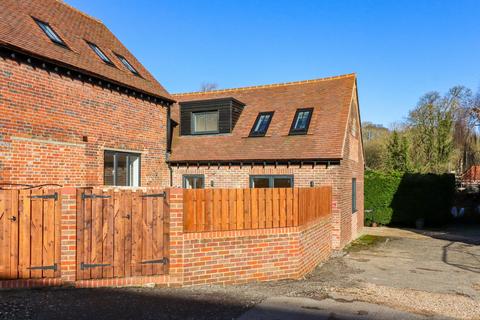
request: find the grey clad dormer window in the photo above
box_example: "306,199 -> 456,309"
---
87,41 -> 114,65
192,111 -> 219,134
179,98 -> 245,136
290,108 -> 313,135
250,112 -> 274,137
34,18 -> 67,47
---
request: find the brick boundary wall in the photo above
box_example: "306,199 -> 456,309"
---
0,188 -> 333,289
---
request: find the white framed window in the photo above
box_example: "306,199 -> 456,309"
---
183,175 -> 205,189
250,175 -> 294,188
104,150 -> 140,187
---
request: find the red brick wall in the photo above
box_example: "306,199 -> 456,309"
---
0,55 -> 169,187
169,188 -> 332,286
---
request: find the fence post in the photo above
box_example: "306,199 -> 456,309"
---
60,187 -> 77,283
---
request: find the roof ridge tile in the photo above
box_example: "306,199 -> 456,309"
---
172,73 -> 356,97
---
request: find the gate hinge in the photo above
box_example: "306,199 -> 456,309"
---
80,262 -> 111,270
28,263 -> 57,271
140,257 -> 169,265
30,192 -> 58,201
81,193 -> 112,200
141,192 -> 166,198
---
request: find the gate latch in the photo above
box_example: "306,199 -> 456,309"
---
30,192 -> 58,201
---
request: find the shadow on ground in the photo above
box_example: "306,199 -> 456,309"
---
0,285 -> 425,320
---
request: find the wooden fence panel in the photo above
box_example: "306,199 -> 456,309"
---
76,189 -> 169,280
0,189 -> 61,280
183,187 -> 332,232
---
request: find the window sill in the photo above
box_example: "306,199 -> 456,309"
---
242,135 -> 272,138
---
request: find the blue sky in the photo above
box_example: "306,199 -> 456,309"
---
65,0 -> 479,127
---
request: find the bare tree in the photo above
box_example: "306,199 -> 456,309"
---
200,82 -> 218,92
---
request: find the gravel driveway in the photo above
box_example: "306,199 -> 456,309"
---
1,225 -> 479,320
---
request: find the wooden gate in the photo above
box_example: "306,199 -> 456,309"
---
76,189 -> 169,280
0,189 -> 61,280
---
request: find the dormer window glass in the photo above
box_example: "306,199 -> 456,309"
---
250,112 -> 274,137
34,18 -> 67,47
290,108 -> 313,135
115,53 -> 140,76
87,41 -> 114,65
192,111 -> 219,134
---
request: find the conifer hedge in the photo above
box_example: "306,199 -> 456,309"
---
365,170 -> 455,226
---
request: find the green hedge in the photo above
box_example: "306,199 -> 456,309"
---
365,170 -> 455,226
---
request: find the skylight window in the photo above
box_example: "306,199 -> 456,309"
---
289,108 -> 313,135
34,18 -> 67,47
87,41 -> 114,65
115,53 -> 140,76
250,112 -> 274,137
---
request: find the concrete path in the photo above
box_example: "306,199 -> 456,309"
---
238,225 -> 480,320
239,296 -> 448,320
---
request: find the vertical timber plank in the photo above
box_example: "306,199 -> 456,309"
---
272,188 -> 279,228
258,188 -> 265,229
236,189 -> 244,230
10,190 -> 19,279
42,190 -> 54,278
103,189 -> 114,278
84,189 -> 93,280
293,188 -> 299,226
251,188 -> 258,229
205,189 -> 213,231
228,189 -> 236,230
213,189 -> 222,231
19,190 -> 31,279
54,190 -> 61,278
0,191 -> 6,279
221,189 -> 229,231
183,190 -> 193,232
113,191 -> 124,277
195,189 -> 204,232
91,189 -> 102,279
152,190 -> 163,275
131,190 -> 143,276
265,188 -> 273,229
124,190 -> 133,277
286,188 -> 293,227
243,189 -> 251,230
30,189 -> 43,278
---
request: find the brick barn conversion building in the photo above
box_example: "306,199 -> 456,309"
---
0,0 -> 363,288
170,75 -> 364,248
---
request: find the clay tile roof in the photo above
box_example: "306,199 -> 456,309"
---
0,0 -> 172,102
462,165 -> 480,182
170,73 -> 357,162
